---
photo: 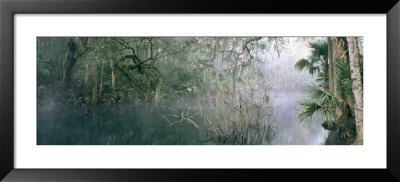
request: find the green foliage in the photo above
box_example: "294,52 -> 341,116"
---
298,101 -> 326,124
307,86 -> 341,107
295,39 -> 350,124
37,37 -> 285,112
309,41 -> 328,62
37,37 -> 68,83
297,86 -> 342,124
335,59 -> 353,98
294,58 -> 311,72
37,57 -> 52,83
294,40 -> 328,77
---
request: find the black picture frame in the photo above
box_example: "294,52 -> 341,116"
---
1,0 -> 399,181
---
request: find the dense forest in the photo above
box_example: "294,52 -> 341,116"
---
37,37 -> 363,145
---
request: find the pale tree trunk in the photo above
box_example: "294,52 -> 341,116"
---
147,43 -> 151,58
193,55 -> 197,85
193,66 -> 197,85
99,59 -> 104,96
91,60 -> 98,105
347,37 -> 363,145
232,56 -> 239,102
357,37 -> 363,56
356,37 -> 363,64
110,60 -> 115,91
284,69 -> 287,88
221,40 -> 225,75
84,64 -> 89,95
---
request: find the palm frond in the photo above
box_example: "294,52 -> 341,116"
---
297,101 -> 322,124
297,86 -> 343,124
306,86 -> 343,109
316,72 -> 325,82
308,66 -> 320,75
297,100 -> 333,124
309,41 -> 328,62
334,60 -> 353,98
295,40 -> 328,76
294,58 -> 311,72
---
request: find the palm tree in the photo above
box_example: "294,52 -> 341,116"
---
347,37 -> 363,145
294,41 -> 329,89
295,40 -> 334,125
297,86 -> 343,124
296,37 -> 361,145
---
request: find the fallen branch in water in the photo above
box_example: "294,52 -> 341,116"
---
161,107 -> 200,130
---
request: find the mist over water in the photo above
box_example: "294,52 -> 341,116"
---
37,92 -> 328,145
271,90 -> 327,145
266,38 -> 328,145
37,37 -> 331,145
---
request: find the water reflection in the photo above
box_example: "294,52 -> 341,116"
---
271,90 -> 328,145
37,90 -> 328,145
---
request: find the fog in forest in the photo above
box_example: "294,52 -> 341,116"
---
37,37 -> 363,145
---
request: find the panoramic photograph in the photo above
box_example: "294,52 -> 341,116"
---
37,37 -> 363,145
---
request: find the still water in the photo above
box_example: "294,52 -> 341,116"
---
37,89 -> 328,145
271,90 -> 327,145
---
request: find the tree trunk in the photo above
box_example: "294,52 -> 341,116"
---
332,38 -> 347,127
193,55 -> 197,85
347,37 -> 363,145
84,64 -> 89,94
221,42 -> 225,74
63,39 -> 77,87
284,69 -> 287,88
110,59 -> 115,91
327,37 -> 334,94
99,59 -> 105,96
233,57 -> 238,102
332,38 -> 338,97
147,41 -> 152,59
91,60 -> 98,105
193,66 -> 197,85
63,38 -> 89,88
334,38 -> 352,125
